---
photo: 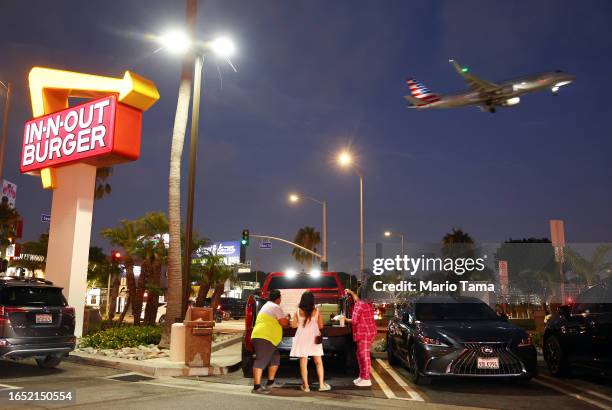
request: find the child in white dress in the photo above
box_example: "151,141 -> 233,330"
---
290,291 -> 331,392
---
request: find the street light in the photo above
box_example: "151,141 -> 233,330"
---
384,230 -> 405,259
288,192 -> 328,270
336,149 -> 364,275
158,30 -> 236,303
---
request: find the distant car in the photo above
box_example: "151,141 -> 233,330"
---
140,302 -> 166,324
387,295 -> 537,384
543,278 -> 612,376
0,277 -> 76,368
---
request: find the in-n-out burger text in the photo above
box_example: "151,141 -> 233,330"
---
21,96 -> 117,173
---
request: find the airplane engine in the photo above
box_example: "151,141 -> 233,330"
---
503,97 -> 521,106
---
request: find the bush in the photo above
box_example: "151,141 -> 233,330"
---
372,338 -> 387,352
530,332 -> 543,348
80,326 -> 162,349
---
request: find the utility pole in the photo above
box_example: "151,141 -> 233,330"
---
0,82 -> 11,183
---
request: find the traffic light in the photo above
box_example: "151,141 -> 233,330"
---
241,229 -> 250,246
111,250 -> 122,263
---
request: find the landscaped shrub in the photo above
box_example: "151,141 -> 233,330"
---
80,326 -> 162,349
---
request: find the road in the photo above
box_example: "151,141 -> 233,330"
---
0,354 -> 611,409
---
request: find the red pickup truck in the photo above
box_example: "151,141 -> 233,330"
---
241,271 -> 357,376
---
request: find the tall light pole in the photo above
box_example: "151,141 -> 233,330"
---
384,230 -> 405,258
337,150 -> 364,275
159,31 -> 236,307
0,81 -> 11,183
288,193 -> 328,270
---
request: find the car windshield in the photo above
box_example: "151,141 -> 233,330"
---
267,275 -> 338,290
416,302 -> 500,321
1,286 -> 67,307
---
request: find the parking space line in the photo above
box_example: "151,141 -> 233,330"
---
0,383 -> 22,391
538,375 -> 612,403
370,366 -> 416,402
533,378 -> 612,410
375,359 -> 424,401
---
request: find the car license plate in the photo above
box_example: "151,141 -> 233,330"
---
477,357 -> 499,369
36,314 -> 52,324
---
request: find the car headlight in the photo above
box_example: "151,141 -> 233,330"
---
418,334 -> 449,347
518,335 -> 532,347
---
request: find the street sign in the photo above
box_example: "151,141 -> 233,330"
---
259,240 -> 272,250
41,213 -> 51,223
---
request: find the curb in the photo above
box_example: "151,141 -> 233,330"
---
212,334 -> 242,352
67,336 -> 242,377
66,352 -> 234,377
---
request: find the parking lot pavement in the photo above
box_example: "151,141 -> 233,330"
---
203,357 -> 612,410
2,356 -> 611,409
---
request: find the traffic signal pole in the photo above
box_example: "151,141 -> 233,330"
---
250,234 -> 323,260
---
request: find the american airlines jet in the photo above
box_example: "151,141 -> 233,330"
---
405,60 -> 575,113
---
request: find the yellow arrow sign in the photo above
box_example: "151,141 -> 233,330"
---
28,67 -> 160,117
27,67 -> 160,189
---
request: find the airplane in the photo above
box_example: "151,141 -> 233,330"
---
405,60 -> 575,113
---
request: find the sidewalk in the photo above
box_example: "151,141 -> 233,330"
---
66,337 -> 242,377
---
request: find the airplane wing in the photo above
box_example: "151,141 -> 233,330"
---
450,59 -> 500,93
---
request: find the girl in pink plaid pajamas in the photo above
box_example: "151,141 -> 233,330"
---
344,287 -> 377,387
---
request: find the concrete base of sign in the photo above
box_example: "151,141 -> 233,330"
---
44,163 -> 96,337
169,323 -> 186,362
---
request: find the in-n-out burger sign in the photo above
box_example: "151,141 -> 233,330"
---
21,95 -> 141,173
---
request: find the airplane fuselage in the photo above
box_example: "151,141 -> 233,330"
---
417,71 -> 575,110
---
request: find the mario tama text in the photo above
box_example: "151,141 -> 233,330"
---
373,280 -> 495,293
372,255 -> 487,276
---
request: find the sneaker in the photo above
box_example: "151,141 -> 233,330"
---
353,378 -> 362,384
318,383 -> 331,392
300,385 -> 310,392
251,386 -> 270,394
354,379 -> 372,387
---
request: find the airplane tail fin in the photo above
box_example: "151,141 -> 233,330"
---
405,78 -> 441,105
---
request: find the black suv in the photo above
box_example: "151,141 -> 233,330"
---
543,278 -> 612,376
0,277 -> 76,368
387,296 -> 537,384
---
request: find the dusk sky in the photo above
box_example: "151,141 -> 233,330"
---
1,0 -> 611,273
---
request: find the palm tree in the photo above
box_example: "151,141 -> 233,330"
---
9,233 -> 47,274
194,252 -> 229,307
163,0 -> 197,347
0,202 -> 20,249
101,219 -> 141,324
94,167 -> 113,200
292,226 -> 321,270
565,245 -> 612,286
137,212 -> 168,325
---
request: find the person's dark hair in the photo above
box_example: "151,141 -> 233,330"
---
269,289 -> 281,303
298,290 -> 315,326
357,285 -> 368,301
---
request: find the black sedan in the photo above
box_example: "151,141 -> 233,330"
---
543,278 -> 612,376
387,295 -> 537,384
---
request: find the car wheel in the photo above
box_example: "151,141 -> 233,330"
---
387,336 -> 399,366
241,340 -> 254,378
544,335 -> 569,376
36,355 -> 62,369
407,343 -> 430,385
158,315 -> 166,325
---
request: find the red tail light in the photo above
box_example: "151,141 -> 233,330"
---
0,306 -> 25,323
62,307 -> 75,315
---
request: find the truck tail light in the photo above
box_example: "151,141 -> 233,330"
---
62,307 -> 75,315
